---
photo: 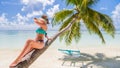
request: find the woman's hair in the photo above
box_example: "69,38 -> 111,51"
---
41,15 -> 49,24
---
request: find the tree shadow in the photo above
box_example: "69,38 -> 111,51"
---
85,53 -> 120,68
59,52 -> 120,68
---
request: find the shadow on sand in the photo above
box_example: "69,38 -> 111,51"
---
59,53 -> 120,68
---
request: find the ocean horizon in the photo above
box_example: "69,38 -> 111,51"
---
0,30 -> 120,49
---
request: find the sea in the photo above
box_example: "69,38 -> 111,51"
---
0,30 -> 120,49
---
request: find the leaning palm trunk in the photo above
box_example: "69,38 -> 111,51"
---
13,18 -> 77,68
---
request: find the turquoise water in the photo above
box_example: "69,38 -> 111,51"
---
0,30 -> 120,49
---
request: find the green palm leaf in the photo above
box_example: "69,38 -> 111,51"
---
99,14 -> 115,37
65,0 -> 98,7
73,22 -> 81,43
59,19 -> 81,44
82,14 -> 105,43
86,8 -> 115,37
65,0 -> 80,6
88,0 -> 99,6
52,9 -> 74,26
59,14 -> 74,31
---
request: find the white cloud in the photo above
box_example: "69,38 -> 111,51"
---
21,0 -> 29,5
100,7 -> 107,10
26,10 -> 43,18
21,0 -> 55,11
112,3 -> 120,30
0,8 -> 49,30
46,4 -> 60,18
0,13 -> 9,25
16,10 -> 43,24
21,6 -> 26,11
21,0 -> 54,6
0,12 -> 39,30
0,0 -> 59,30
16,13 -> 28,25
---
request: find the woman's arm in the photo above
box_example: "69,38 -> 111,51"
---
45,34 -> 52,40
34,18 -> 45,26
45,35 -> 49,40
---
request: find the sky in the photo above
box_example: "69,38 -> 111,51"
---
0,0 -> 120,30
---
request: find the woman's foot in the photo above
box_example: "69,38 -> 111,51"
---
10,63 -> 18,68
10,63 -> 17,67
9,59 -> 21,67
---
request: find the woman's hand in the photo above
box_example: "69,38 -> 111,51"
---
46,35 -> 52,40
48,38 -> 52,40
34,18 -> 37,20
34,18 -> 37,22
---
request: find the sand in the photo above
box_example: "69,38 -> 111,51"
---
0,46 -> 120,68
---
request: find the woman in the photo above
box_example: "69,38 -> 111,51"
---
10,15 -> 51,67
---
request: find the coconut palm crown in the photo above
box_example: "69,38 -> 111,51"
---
52,0 -> 115,44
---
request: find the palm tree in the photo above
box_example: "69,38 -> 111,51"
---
52,0 -> 115,44
15,0 -> 115,68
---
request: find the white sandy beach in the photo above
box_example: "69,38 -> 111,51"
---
0,46 -> 120,68
0,30 -> 120,68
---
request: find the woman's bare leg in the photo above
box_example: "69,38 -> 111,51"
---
16,41 -> 44,62
18,40 -> 44,58
10,39 -> 34,67
10,40 -> 44,67
32,41 -> 44,49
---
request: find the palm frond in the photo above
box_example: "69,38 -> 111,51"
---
99,14 -> 115,37
73,22 -> 81,43
59,30 -> 69,42
82,15 -> 105,43
65,0 -> 98,7
52,9 -> 74,26
65,0 -> 80,6
59,14 -> 74,31
85,8 -> 115,37
80,0 -> 88,9
88,0 -> 99,6
59,19 -> 81,45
